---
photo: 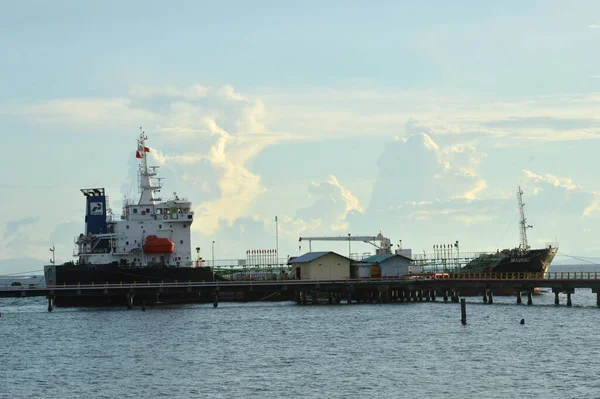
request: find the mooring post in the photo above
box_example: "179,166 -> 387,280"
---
460,298 -> 467,325
47,295 -> 55,312
567,292 -> 572,307
516,291 -> 522,305
487,291 -> 493,305
431,290 -> 436,301
443,290 -> 448,303
213,293 -> 219,308
555,292 -> 560,306
142,300 -> 146,312
527,291 -> 533,306
597,292 -> 600,308
482,291 -> 488,304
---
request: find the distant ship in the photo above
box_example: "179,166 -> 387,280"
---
411,187 -> 558,294
44,129 -> 217,306
459,187 -> 557,277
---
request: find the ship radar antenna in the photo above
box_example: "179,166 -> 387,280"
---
517,186 -> 533,250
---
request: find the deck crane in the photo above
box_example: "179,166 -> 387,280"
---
298,233 -> 393,255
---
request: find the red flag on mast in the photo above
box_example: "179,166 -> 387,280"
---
136,150 -> 143,158
144,147 -> 150,152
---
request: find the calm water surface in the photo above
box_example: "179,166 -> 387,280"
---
2,265 -> 600,398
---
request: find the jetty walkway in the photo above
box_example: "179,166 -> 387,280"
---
1,271 -> 600,311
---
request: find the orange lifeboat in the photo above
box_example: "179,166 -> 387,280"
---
143,235 -> 175,254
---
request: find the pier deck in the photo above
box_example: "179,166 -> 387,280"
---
2,271 -> 600,310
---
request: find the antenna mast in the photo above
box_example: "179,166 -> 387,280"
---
517,186 -> 533,249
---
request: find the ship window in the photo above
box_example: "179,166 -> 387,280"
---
183,224 -> 186,228
159,225 -> 162,229
156,209 -> 162,215
180,240 -> 183,244
187,215 -> 192,219
146,208 -> 150,213
126,225 -> 129,229
133,208 -> 138,214
126,241 -> 129,245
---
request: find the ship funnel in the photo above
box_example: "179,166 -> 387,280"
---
81,188 -> 108,236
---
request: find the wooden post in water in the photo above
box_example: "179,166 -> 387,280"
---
47,295 -> 55,312
482,291 -> 487,304
460,298 -> 467,325
487,291 -> 493,304
516,291 -> 522,305
567,292 -> 572,307
527,291 -> 533,306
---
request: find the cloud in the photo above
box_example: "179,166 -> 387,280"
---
25,84 -> 290,236
1,217 -> 40,258
370,129 -> 488,207
295,175 -> 364,232
588,24 -> 600,29
522,170 -> 580,191
521,169 -> 600,220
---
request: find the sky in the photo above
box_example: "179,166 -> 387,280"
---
1,0 -> 600,274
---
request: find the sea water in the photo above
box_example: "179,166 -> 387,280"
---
1,264 -> 600,399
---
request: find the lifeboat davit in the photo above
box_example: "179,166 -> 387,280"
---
143,235 -> 175,254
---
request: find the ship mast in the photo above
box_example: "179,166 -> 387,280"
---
137,128 -> 162,205
517,186 -> 532,250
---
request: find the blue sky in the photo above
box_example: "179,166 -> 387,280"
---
1,1 -> 600,273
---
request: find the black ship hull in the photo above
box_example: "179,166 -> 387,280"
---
44,263 -> 294,306
45,263 -> 220,306
457,246 -> 558,295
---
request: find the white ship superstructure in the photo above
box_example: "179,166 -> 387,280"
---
75,129 -> 194,268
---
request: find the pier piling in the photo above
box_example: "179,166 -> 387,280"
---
516,291 -> 522,305
47,295 -> 55,312
460,298 -> 467,325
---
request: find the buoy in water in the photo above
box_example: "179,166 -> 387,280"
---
520,319 -> 525,325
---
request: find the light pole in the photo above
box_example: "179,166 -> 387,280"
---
211,240 -> 215,281
348,233 -> 351,259
275,216 -> 279,266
